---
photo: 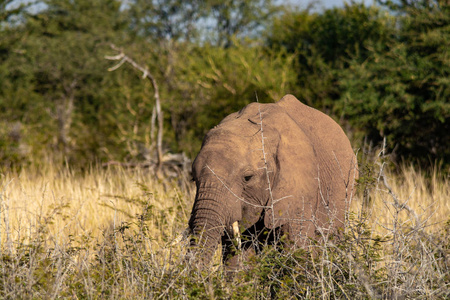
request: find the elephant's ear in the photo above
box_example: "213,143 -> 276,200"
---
263,99 -> 319,233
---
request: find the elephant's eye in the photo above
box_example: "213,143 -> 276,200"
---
244,175 -> 253,182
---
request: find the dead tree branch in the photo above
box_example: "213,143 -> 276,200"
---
105,44 -> 164,174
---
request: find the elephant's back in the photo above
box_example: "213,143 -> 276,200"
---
277,95 -> 355,165
278,94 -> 357,207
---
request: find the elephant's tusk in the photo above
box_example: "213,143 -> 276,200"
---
232,221 -> 241,250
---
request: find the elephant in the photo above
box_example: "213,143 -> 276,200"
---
188,94 -> 357,270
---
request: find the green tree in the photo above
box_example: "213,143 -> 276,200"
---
127,0 -> 279,47
126,0 -> 205,42
206,0 -> 279,47
267,4 -> 394,109
171,42 -> 296,154
0,0 -> 136,166
338,0 -> 450,166
128,40 -> 296,157
266,2 -> 449,167
0,0 -> 296,167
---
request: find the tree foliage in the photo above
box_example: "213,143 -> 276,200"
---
338,0 -> 449,164
267,1 -> 449,167
0,0 -> 448,169
267,3 -> 395,109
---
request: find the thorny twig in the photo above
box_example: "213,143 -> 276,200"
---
377,138 -> 420,230
381,168 -> 420,228
255,95 -> 277,229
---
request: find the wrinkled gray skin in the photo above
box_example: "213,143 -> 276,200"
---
188,95 -> 357,269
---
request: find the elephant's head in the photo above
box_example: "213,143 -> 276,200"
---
188,95 -> 357,266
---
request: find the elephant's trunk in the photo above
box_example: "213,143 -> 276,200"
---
188,187 -> 228,266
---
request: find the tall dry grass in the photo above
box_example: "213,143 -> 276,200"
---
0,162 -> 448,298
352,163 -> 449,233
0,165 -> 194,248
1,162 -> 446,246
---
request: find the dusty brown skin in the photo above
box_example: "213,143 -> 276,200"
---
188,94 -> 357,269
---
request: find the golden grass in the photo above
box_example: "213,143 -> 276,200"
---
350,164 -> 449,235
1,162 -> 447,249
0,164 -> 194,248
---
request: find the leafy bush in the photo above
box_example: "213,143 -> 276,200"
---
267,2 -> 449,168
337,1 -> 450,166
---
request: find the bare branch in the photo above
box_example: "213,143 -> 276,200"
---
381,170 -> 420,229
107,58 -> 126,72
377,138 -> 420,230
105,44 -> 164,174
104,53 -> 125,61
